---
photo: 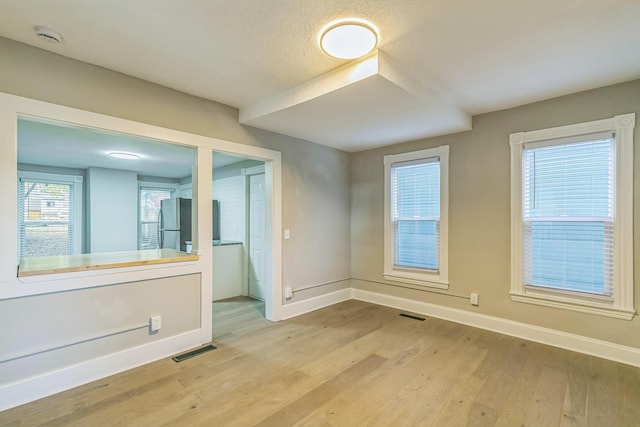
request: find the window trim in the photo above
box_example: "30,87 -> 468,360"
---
383,145 -> 449,289
18,170 -> 83,258
138,181 -> 177,250
510,113 -> 635,320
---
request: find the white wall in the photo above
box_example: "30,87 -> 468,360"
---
212,160 -> 262,243
87,167 -> 138,252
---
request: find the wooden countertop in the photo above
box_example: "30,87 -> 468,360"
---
18,249 -> 199,277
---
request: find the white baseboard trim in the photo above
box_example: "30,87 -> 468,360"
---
282,288 -> 352,320
0,329 -> 202,412
352,288 -> 640,368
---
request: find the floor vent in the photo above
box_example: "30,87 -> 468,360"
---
399,313 -> 426,321
172,344 -> 217,362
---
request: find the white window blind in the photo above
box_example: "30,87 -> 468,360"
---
18,178 -> 73,258
139,187 -> 173,249
522,134 -> 614,296
391,157 -> 440,271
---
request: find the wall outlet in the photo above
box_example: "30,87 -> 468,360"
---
470,293 -> 479,306
284,287 -> 293,299
150,315 -> 162,332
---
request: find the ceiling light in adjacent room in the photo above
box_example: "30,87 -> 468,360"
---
108,152 -> 141,160
320,19 -> 378,60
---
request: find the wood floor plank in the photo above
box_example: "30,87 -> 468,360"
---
620,362 -> 640,426
293,319 -> 470,426
493,349 -> 543,427
586,356 -> 623,426
430,375 -> 486,427
523,366 -> 569,426
1,299 -> 638,427
253,354 -> 387,427
473,336 -> 531,412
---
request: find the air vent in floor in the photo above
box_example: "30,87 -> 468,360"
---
171,344 -> 217,362
399,313 -> 426,321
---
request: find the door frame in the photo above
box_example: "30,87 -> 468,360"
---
0,92 -> 283,340
210,150 -> 281,324
244,165 -> 266,300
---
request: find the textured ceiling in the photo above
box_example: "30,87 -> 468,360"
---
2,0 -> 640,151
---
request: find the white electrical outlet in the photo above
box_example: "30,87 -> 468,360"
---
150,315 -> 162,332
285,287 -> 293,299
470,293 -> 479,306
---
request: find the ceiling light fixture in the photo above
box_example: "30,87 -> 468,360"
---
34,25 -> 63,44
320,19 -> 378,60
108,152 -> 141,160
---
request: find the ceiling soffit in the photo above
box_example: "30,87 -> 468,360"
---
240,51 -> 471,152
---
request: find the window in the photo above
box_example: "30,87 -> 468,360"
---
18,171 -> 83,258
139,184 -> 175,249
384,146 -> 449,288
510,114 -> 634,319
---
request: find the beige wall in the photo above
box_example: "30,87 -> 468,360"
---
0,36 -> 352,299
0,274 -> 201,384
0,36 -> 350,407
2,33 -> 637,357
351,79 -> 640,349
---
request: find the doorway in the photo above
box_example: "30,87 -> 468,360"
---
1,92 -> 283,352
247,167 -> 267,301
211,153 -> 273,338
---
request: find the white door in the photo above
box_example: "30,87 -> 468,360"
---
248,173 -> 267,300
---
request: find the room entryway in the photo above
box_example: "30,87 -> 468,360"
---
211,296 -> 266,339
248,170 -> 267,301
211,153 -> 272,338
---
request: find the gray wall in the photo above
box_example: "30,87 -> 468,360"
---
0,36 -> 351,407
0,36 -> 352,299
0,274 -> 200,384
351,79 -> 640,349
87,167 -> 138,252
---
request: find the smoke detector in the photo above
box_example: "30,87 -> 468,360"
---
34,26 -> 62,44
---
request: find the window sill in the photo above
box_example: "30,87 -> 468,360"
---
384,272 -> 449,290
510,291 -> 635,320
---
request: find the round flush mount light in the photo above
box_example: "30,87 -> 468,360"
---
34,25 -> 63,44
320,19 -> 378,60
108,152 -> 141,160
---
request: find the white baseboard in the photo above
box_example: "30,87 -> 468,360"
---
282,288 -> 352,320
352,288 -> 640,368
0,329 -> 202,412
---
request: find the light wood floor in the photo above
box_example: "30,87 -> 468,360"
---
1,298 -> 639,426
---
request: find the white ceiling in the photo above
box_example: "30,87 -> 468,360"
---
18,118 -> 247,179
2,1 -> 640,152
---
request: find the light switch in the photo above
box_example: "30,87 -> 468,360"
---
284,229 -> 290,239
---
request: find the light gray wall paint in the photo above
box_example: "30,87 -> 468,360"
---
0,36 -> 351,295
0,36 -> 345,407
17,163 -> 86,178
350,79 -> 640,349
0,274 -> 200,384
87,167 -> 138,252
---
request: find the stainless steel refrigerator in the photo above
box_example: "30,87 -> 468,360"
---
158,198 -> 220,251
